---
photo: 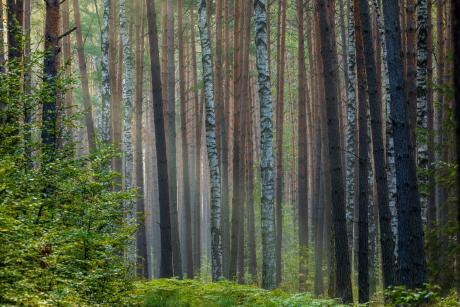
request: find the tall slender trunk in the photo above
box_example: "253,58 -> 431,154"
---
275,0 -> 287,287
357,0 -> 396,287
178,0 -> 193,278
197,0 -> 224,281
42,0 -> 61,155
317,0 -> 353,302
247,88 -> 257,283
297,0 -> 309,292
353,1 -> 369,301
165,0 -> 182,279
405,0 -> 417,142
100,0 -> 111,143
72,0 -> 96,152
382,0 -> 426,288
134,8 -> 147,278
254,0 -> 276,290
229,0 -> 242,281
345,0 -> 358,270
221,0 -> 231,279
145,0 -> 173,277
190,7 -> 202,274
0,3 -> 4,72
453,0 -> 460,293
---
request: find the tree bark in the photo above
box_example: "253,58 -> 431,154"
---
42,0 -> 61,155
382,0 -> 426,288
275,0 -> 287,287
356,0 -> 396,288
297,0 -> 309,292
353,1 -> 369,301
197,0 -> 224,281
254,0 -> 276,290
317,0 -> 353,302
178,0 -> 193,279
100,0 -> 111,143
145,0 -> 173,278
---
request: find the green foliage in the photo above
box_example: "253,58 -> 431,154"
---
384,284 -> 459,307
137,279 -> 343,307
0,55 -> 135,305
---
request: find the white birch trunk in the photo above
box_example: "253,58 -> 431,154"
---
101,0 -> 111,143
254,0 -> 276,290
416,0 -> 428,222
197,0 -> 223,282
119,0 -> 135,268
346,0 -> 357,250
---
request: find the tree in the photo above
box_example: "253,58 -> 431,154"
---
100,0 -> 111,143
42,0 -> 62,154
254,0 -> 276,290
166,0 -> 182,279
356,0 -> 396,288
382,0 -> 426,288
197,0 -> 224,281
145,0 -> 173,278
317,0 -> 353,302
134,4 -> 147,278
353,0 -> 369,301
454,0 -> 460,293
275,0 -> 287,287
296,0 -> 309,292
72,0 -> 96,152
178,0 -> 193,278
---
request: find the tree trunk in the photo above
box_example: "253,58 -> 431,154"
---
297,0 -> 309,292
100,0 -> 111,143
275,0 -> 287,287
382,0 -> 426,288
197,0 -> 224,281
345,0 -> 358,269
145,0 -> 173,278
178,0 -> 193,279
221,0 -> 231,279
453,0 -> 460,293
72,0 -> 96,152
134,9 -> 147,278
165,0 -> 182,279
190,6 -> 202,274
254,0 -> 276,290
353,1 -> 369,301
317,0 -> 353,302
356,0 -> 396,288
42,0 -> 61,155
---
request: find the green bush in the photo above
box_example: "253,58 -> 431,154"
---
0,56 -> 135,305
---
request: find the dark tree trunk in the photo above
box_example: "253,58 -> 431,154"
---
382,0 -> 426,288
145,0 -> 173,278
353,1 -> 369,301
453,0 -> 460,294
42,0 -> 61,154
317,0 -> 353,302
356,0 -> 396,288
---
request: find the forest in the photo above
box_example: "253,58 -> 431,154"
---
0,0 -> 459,305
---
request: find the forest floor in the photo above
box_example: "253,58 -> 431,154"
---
131,279 -> 346,306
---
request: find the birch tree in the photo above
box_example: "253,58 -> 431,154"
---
100,0 -> 111,143
254,0 -> 276,290
118,0 -> 135,267
197,0 -> 223,282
